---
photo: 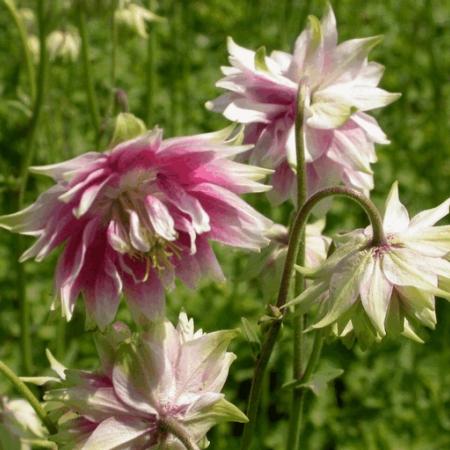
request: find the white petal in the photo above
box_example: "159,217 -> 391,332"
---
81,417 -> 149,450
145,195 -> 177,241
314,83 -> 401,112
359,257 -> 392,335
352,112 -> 390,144
305,100 -> 354,129
383,182 -> 410,233
313,250 -> 373,328
128,210 -> 150,252
408,198 -> 450,230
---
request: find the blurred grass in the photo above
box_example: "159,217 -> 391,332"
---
0,0 -> 449,449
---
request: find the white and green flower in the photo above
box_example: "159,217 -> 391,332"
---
290,182 -> 450,345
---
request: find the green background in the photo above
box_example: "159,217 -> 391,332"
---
0,0 -> 449,448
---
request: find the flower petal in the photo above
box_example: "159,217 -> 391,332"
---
80,417 -> 150,450
383,182 -> 410,233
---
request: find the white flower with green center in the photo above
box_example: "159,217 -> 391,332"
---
292,182 -> 450,345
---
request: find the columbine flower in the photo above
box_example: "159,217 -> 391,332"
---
43,313 -> 247,449
0,127 -> 272,328
207,4 -> 400,205
47,29 -> 81,62
115,0 -> 164,39
292,183 -> 450,345
0,397 -> 46,449
248,220 -> 331,300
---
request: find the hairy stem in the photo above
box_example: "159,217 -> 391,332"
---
0,361 -> 57,435
77,0 -> 101,141
159,416 -> 200,450
240,186 -> 385,449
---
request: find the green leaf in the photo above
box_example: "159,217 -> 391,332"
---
110,112 -> 147,147
283,366 -> 344,396
240,317 -> 261,355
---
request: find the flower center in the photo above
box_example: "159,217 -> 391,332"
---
106,172 -> 180,276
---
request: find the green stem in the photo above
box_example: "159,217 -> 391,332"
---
291,330 -> 325,444
108,0 -> 118,117
55,320 -> 66,361
77,0 -> 101,141
2,0 -> 36,101
0,361 -> 57,435
18,0 -> 48,205
170,0 -> 182,135
240,187 -> 385,450
145,0 -> 158,126
159,416 -> 199,450
288,86 -> 308,449
15,0 -> 48,375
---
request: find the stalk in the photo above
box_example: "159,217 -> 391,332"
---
0,361 -> 57,435
77,0 -> 101,142
109,0 -> 119,115
159,417 -> 200,450
1,0 -> 36,101
288,85 -> 308,449
145,0 -> 158,126
240,186 -> 385,449
15,0 -> 49,375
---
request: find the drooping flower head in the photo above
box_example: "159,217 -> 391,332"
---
42,313 -> 247,449
0,397 -> 46,449
291,183 -> 450,346
207,4 -> 400,205
0,127 -> 272,328
115,0 -> 164,39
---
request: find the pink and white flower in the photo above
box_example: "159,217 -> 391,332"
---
43,313 -> 247,449
0,128 -> 272,328
207,5 -> 400,205
290,183 -> 450,345
0,397 -> 46,449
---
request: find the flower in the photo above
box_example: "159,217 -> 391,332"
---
291,182 -> 450,345
0,127 -> 272,328
207,4 -> 400,205
115,0 -> 164,39
247,220 -> 331,300
0,397 -> 46,449
47,29 -> 81,62
44,313 -> 247,449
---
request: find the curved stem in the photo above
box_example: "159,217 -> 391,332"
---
240,186 -> 385,450
77,0 -> 101,142
0,361 -> 57,435
2,0 -> 36,101
159,416 -> 199,450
